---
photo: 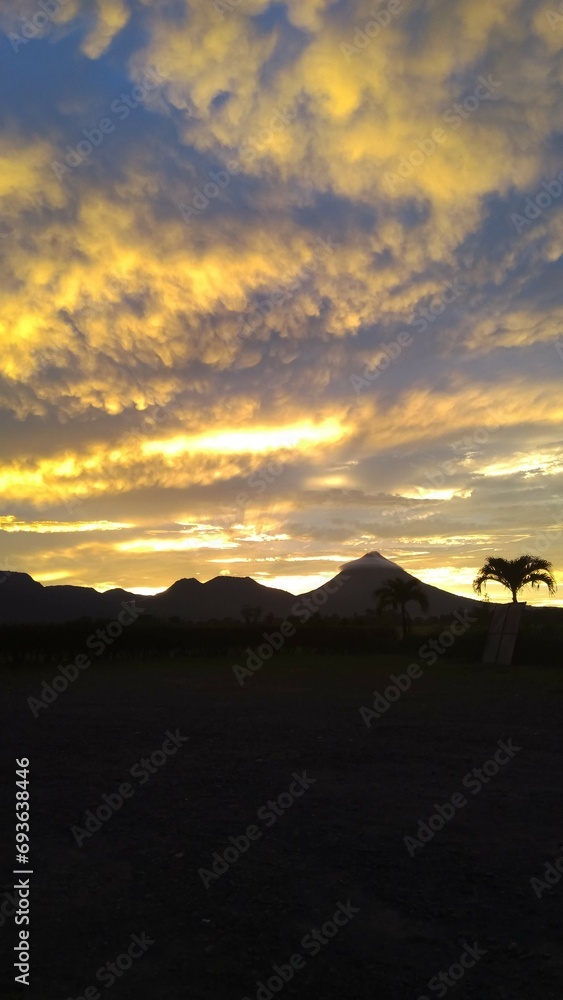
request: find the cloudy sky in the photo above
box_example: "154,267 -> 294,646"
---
1,0 -> 562,603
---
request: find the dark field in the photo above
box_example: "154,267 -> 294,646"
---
2,654 -> 563,999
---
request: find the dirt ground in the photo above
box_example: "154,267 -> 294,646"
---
2,653 -> 562,999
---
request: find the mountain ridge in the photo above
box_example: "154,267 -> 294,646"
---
0,552 -> 485,624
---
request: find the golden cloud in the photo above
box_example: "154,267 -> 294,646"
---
0,516 -> 134,533
1,0 -> 561,594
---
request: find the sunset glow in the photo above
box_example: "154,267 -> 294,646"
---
0,0 -> 561,604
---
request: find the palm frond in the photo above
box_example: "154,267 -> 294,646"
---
473,554 -> 556,601
373,575 -> 429,614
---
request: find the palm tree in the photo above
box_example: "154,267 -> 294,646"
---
373,576 -> 429,639
473,554 -> 557,604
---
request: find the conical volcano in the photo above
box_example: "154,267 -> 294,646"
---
300,551 -> 480,618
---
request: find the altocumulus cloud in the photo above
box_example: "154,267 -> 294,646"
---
0,0 -> 562,598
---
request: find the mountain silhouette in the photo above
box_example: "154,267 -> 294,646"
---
148,575 -> 294,620
0,572 -> 138,624
301,551 -> 480,618
0,552 -> 481,624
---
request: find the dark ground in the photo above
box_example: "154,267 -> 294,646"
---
2,653 -> 563,999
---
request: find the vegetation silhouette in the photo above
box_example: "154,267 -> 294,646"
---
2,606 -> 563,669
241,604 -> 263,624
373,576 -> 430,639
473,554 -> 557,604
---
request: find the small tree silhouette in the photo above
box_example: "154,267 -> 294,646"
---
241,604 -> 262,623
373,576 -> 429,639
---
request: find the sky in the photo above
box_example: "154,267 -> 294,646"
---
0,0 -> 562,604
